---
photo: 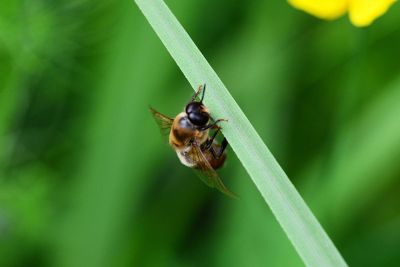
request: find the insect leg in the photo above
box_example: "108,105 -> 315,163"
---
199,118 -> 226,131
203,127 -> 221,150
208,138 -> 229,159
218,138 -> 229,157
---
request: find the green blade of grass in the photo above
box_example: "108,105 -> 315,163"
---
134,0 -> 347,266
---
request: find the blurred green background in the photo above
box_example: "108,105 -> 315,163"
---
1,0 -> 400,266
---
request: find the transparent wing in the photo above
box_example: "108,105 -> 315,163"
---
189,141 -> 237,198
149,107 -> 174,136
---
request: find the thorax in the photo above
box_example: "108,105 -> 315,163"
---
169,112 -> 208,150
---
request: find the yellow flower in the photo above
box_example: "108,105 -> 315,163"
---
289,0 -> 397,27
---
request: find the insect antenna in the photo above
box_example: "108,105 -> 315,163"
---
200,83 -> 206,103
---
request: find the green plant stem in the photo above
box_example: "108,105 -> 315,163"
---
134,0 -> 347,266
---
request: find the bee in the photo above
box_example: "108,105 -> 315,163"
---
150,84 -> 235,197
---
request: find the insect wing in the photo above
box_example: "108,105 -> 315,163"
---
190,141 -> 236,198
149,107 -> 174,136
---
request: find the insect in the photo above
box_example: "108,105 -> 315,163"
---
149,84 -> 235,197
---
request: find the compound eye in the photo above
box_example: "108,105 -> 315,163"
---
188,112 -> 209,126
185,102 -> 201,114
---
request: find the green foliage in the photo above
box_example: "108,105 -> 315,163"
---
1,0 -> 400,267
